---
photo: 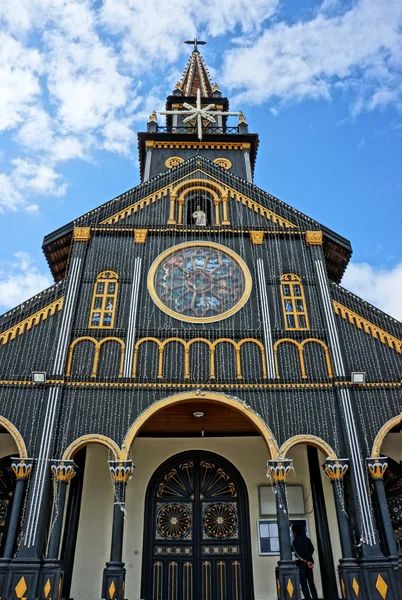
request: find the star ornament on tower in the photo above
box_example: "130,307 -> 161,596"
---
159,88 -> 241,141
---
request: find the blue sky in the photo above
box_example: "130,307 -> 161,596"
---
1,0 -> 401,319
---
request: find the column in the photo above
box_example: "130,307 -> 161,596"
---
367,458 -> 398,559
102,460 -> 134,600
2,458 -> 34,559
47,461 -> 77,559
267,460 -> 301,600
323,459 -> 363,599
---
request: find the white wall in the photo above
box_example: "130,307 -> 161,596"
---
0,433 -> 18,458
71,438 -> 343,600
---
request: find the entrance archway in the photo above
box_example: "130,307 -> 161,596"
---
141,450 -> 254,600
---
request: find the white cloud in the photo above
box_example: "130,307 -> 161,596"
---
343,261 -> 402,321
270,107 -> 279,116
221,0 -> 402,109
0,252 -> 51,309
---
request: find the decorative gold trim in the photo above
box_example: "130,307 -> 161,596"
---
213,158 -> 232,170
73,227 -> 91,242
352,577 -> 359,597
147,241 -> 252,324
280,435 -> 337,459
267,460 -> 293,482
134,229 -> 148,244
250,231 -> 264,245
372,413 -> 402,457
323,459 -> 348,480
305,231 -> 323,246
88,271 -> 119,329
333,300 -> 402,354
0,297 -> 64,346
146,141 -> 249,150
274,338 -> 333,379
0,416 -> 28,458
133,336 -> 267,380
15,576 -> 28,599
66,336 -> 125,377
280,274 -> 310,331
11,458 -> 34,479
367,458 -> 388,479
375,574 -> 388,599
101,168 -> 296,229
51,460 -> 76,482
62,434 -> 120,461
120,392 -> 279,460
108,460 -> 133,482
165,157 -> 185,169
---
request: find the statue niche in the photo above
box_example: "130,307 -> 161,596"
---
186,193 -> 212,225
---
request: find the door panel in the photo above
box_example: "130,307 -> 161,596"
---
143,451 -> 254,600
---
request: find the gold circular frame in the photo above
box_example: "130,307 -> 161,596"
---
148,241 -> 252,323
165,156 -> 185,169
213,158 -> 232,170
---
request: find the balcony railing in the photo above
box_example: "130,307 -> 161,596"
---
155,125 -> 240,135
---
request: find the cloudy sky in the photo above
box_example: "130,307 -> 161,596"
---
1,0 -> 401,319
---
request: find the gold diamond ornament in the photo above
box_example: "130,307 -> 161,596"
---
109,580 -> 116,599
375,575 -> 388,599
352,577 -> 360,596
341,578 -> 346,598
15,576 -> 28,598
287,577 -> 294,598
44,578 -> 51,598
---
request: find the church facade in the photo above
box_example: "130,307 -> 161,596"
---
0,42 -> 401,600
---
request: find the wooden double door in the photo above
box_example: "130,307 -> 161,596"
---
142,451 -> 254,600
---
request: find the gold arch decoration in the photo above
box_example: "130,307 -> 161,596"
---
100,167 -> 296,228
0,416 -> 28,458
120,392 -> 279,460
213,158 -> 232,170
169,178 -> 229,225
274,338 -> 334,379
0,297 -> 64,347
66,336 -> 125,378
147,241 -> 252,324
62,434 -> 120,461
280,434 -> 337,460
371,412 -> 402,458
132,337 -> 267,380
176,185 -> 223,226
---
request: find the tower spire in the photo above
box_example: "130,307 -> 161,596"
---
178,39 -> 216,97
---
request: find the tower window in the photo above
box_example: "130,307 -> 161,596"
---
89,271 -> 118,328
280,274 -> 309,330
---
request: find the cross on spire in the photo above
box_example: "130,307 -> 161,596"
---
185,37 -> 206,53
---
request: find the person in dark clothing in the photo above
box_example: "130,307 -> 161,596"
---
291,523 -> 319,600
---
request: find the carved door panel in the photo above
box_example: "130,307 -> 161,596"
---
143,452 -> 253,600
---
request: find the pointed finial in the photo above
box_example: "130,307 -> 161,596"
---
185,37 -> 207,53
238,111 -> 248,125
212,83 -> 221,93
148,111 -> 157,123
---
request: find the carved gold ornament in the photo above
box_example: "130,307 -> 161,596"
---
165,156 -> 185,169
249,231 -> 264,245
156,503 -> 192,540
134,229 -> 148,244
305,231 -> 323,246
213,158 -> 232,170
73,227 -> 91,242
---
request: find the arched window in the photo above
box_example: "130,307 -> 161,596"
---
88,270 -> 118,328
280,274 -> 309,330
186,192 -> 212,225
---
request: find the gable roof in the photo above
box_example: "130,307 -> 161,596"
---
42,155 -> 352,283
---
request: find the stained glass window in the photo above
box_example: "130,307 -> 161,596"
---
149,242 -> 251,323
280,274 -> 309,330
88,271 -> 118,328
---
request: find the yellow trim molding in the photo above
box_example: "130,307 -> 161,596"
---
62,434 -> 120,461
371,412 -> 402,458
146,141 -> 250,151
274,338 -> 333,379
133,336 -> 267,380
66,336 -> 125,377
120,392 -> 279,460
305,231 -> 323,246
0,416 -> 28,458
0,297 -> 64,346
147,241 -> 252,324
73,227 -> 91,242
280,434 -> 337,459
333,300 -> 402,353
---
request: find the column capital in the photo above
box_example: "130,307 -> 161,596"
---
51,459 -> 77,482
108,460 -> 134,483
366,457 -> 388,479
11,457 -> 34,479
323,458 -> 349,481
267,459 -> 293,483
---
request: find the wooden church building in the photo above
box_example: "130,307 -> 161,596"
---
0,40 -> 401,600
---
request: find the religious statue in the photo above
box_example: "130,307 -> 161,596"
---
192,205 -> 207,226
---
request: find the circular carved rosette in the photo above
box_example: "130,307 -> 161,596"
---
156,503 -> 192,540
203,502 -> 238,540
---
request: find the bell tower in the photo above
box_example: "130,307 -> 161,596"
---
138,39 -> 259,183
